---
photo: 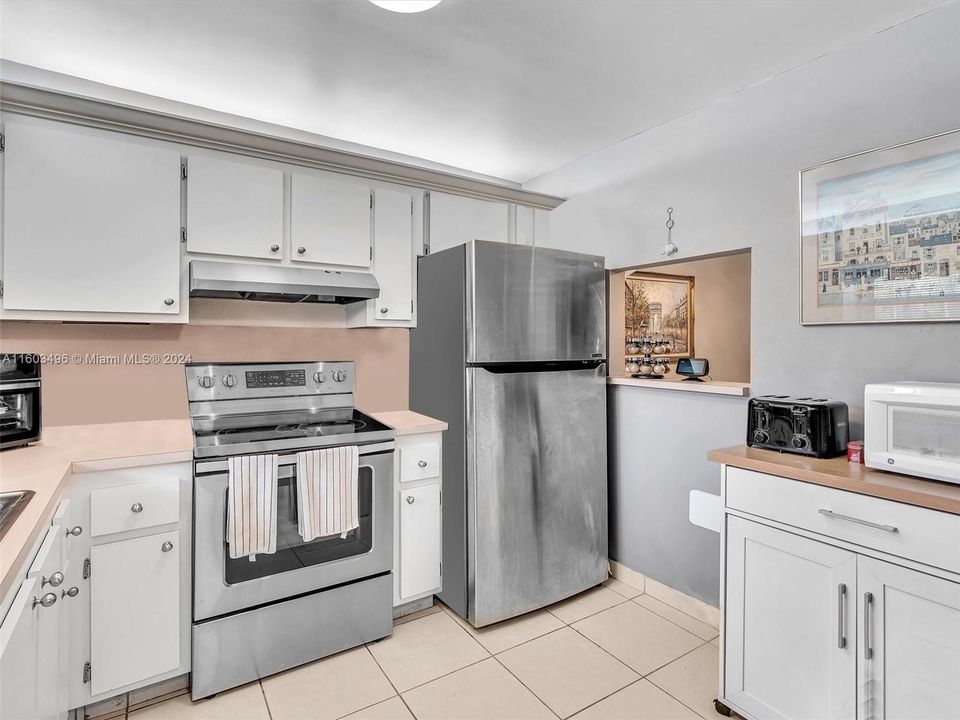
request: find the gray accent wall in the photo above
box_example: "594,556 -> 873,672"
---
609,386 -> 747,605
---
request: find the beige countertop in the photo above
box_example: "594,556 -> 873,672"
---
608,376 -> 750,396
368,410 -> 448,436
0,420 -> 193,602
709,444 -> 960,516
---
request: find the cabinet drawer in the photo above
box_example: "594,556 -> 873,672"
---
91,481 -> 179,537
400,442 -> 440,482
725,467 -> 960,574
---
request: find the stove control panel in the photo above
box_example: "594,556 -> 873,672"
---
186,361 -> 354,401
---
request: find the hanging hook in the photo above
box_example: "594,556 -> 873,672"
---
665,207 -> 675,230
662,207 -> 678,256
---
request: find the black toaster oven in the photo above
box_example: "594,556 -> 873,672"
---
0,354 -> 41,450
747,395 -> 849,459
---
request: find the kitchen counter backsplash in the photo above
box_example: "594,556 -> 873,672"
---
0,322 -> 409,425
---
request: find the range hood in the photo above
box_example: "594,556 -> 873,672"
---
189,261 -> 379,304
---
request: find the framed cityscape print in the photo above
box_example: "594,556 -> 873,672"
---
624,271 -> 694,357
800,129 -> 960,324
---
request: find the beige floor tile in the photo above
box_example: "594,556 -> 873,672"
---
443,604 -> 565,654
573,603 -> 703,676
129,681 -> 269,720
647,643 -> 721,719
571,679 -> 702,720
547,586 -> 626,624
367,610 -> 489,692
602,577 -> 642,600
261,646 -> 395,720
403,658 -> 556,720
633,594 -> 719,641
497,627 -> 638,718
709,637 -> 719,649
342,696 -> 415,720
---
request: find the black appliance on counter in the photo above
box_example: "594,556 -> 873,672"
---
747,395 -> 849,458
0,354 -> 41,450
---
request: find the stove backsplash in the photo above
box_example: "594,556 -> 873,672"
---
0,323 -> 409,426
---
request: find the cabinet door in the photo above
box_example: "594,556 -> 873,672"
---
3,121 -> 181,314
725,516 -> 856,720
373,188 -> 413,321
428,192 -> 509,253
291,173 -> 371,266
186,153 -> 283,260
0,577 -> 42,720
858,557 -> 960,720
90,530 -> 180,696
399,484 -> 441,599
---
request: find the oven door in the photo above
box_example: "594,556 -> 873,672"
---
0,381 -> 41,449
193,444 -> 393,621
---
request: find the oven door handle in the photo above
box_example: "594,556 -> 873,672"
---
194,441 -> 395,475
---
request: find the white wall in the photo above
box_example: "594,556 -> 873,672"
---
528,3 -> 960,428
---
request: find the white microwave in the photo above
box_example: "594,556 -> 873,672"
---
864,382 -> 960,484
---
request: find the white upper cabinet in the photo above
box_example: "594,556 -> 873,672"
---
186,153 -> 283,260
428,192 -> 509,252
2,120 -> 182,318
291,173 -> 371,267
373,188 -> 413,321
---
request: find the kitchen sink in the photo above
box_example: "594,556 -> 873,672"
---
0,490 -> 35,541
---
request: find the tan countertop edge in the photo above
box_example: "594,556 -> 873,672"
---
367,410 -> 449,437
0,420 -> 194,604
608,376 -> 750,397
709,444 -> 960,516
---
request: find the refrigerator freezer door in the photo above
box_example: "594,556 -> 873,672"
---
466,240 -> 606,363
466,363 -> 608,626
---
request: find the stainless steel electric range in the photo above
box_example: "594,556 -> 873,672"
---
186,361 -> 395,699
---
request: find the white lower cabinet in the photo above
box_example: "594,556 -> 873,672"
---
858,557 -> 960,720
399,485 -> 441,600
89,530 -> 180,696
722,467 -> 960,720
725,517 -> 856,720
0,524 -> 67,720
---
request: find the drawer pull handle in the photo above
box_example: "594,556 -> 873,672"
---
817,508 -> 898,534
417,460 -> 427,468
406,496 -> 415,504
62,586 -> 79,599
837,583 -> 847,649
42,572 -> 64,588
161,541 -> 174,553
863,592 -> 874,661
33,593 -> 57,609
65,526 -> 83,537
131,502 -> 144,513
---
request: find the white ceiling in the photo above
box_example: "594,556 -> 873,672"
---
0,0 -> 943,183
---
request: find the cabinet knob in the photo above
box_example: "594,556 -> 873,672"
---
297,246 -> 306,255
33,593 -> 57,609
42,572 -> 64,588
270,244 -> 280,252
131,502 -> 143,513
417,460 -> 427,468
380,307 -> 389,314
406,496 -> 415,504
164,298 -> 175,306
65,526 -> 83,537
161,541 -> 174,553
62,587 -> 79,599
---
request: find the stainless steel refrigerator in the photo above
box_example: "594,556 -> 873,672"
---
410,239 -> 607,627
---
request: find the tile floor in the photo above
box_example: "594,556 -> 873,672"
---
129,579 -> 722,720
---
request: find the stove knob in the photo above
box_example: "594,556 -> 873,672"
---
752,430 -> 769,444
222,374 -> 237,388
333,369 -> 347,382
791,434 -> 809,450
314,370 -> 326,384
198,375 -> 215,389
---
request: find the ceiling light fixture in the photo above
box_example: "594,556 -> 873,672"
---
369,0 -> 442,13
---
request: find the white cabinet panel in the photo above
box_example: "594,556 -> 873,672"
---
90,530 -> 180,696
399,441 -> 440,483
90,480 -> 179,537
186,153 -> 283,260
373,188 -> 413,321
291,173 -> 371,266
858,557 -> 960,720
1,525 -> 66,720
399,484 -> 441,600
725,516 -> 856,720
428,192 -> 509,252
2,121 -> 182,315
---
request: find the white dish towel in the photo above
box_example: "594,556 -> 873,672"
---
296,446 -> 360,542
226,454 -> 279,560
